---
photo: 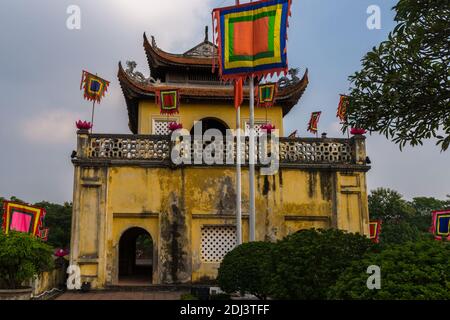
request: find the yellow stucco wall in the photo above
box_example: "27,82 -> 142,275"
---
137,100 -> 285,136
71,163 -> 369,288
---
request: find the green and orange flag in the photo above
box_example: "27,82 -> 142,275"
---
80,71 -> 110,103
212,0 -> 292,81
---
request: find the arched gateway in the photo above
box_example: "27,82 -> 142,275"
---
118,227 -> 153,285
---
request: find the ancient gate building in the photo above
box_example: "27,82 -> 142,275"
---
70,31 -> 371,289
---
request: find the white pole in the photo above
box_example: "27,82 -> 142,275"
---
249,76 -> 256,242
236,107 -> 242,246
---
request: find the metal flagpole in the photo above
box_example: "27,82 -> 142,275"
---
90,100 -> 95,134
236,103 -> 242,246
235,0 -> 242,247
249,75 -> 256,242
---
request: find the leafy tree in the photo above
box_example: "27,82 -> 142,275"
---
329,240 -> 450,300
34,201 -> 72,249
368,188 -> 450,245
369,188 -> 414,222
270,229 -> 374,300
0,232 -> 53,289
409,197 -> 450,232
217,242 -> 275,300
345,0 -> 450,150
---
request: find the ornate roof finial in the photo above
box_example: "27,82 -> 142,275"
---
204,26 -> 209,43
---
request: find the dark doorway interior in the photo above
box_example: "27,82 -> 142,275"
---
118,227 -> 153,285
190,117 -> 230,136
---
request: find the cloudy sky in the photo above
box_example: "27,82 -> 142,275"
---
0,0 -> 448,204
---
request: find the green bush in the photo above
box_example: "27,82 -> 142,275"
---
217,241 -> 275,300
329,240 -> 450,300
0,232 -> 54,289
270,229 -> 374,300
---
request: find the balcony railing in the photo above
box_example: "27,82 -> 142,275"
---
76,132 -> 367,168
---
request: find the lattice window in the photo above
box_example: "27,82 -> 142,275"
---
244,121 -> 268,137
152,119 -> 176,135
201,226 -> 237,263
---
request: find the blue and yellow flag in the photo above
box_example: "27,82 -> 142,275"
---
80,70 -> 110,103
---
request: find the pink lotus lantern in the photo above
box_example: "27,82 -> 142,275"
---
261,124 -> 276,134
168,122 -> 183,132
350,128 -> 367,135
76,120 -> 93,130
54,248 -> 69,258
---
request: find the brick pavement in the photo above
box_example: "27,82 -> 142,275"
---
55,290 -> 187,300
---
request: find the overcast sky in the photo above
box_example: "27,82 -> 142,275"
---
0,0 -> 448,204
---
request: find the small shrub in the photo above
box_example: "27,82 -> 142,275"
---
270,229 -> 374,300
217,242 -> 275,300
329,240 -> 450,300
0,232 -> 54,289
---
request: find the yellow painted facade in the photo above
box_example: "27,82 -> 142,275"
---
71,126 -> 370,287
137,100 -> 284,135
70,36 -> 371,289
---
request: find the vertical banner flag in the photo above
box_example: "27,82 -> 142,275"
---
156,89 -> 180,115
80,71 -> 110,103
430,210 -> 450,241
2,201 -> 48,240
337,95 -> 349,122
234,78 -> 244,109
307,111 -> 322,134
257,83 -> 278,108
369,220 -> 382,243
212,0 -> 292,81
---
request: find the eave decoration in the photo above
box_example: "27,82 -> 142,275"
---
430,210 -> 450,241
2,201 -> 49,241
212,0 -> 292,81
155,89 -> 180,115
369,220 -> 382,243
257,82 -> 278,108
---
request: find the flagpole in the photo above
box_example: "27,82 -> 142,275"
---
236,102 -> 242,246
91,100 -> 95,134
249,75 -> 256,242
235,0 -> 242,247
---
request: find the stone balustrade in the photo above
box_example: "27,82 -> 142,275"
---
75,130 -> 368,168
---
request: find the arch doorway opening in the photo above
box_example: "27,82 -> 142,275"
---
190,117 -> 230,136
118,227 -> 153,285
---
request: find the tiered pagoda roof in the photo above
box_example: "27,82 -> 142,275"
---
119,32 -> 309,134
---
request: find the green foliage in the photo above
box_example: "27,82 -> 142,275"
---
217,241 -> 275,300
270,229 -> 374,300
369,188 -> 414,221
368,188 -> 450,245
345,0 -> 450,151
329,240 -> 450,300
34,201 -> 72,249
0,231 -> 54,289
